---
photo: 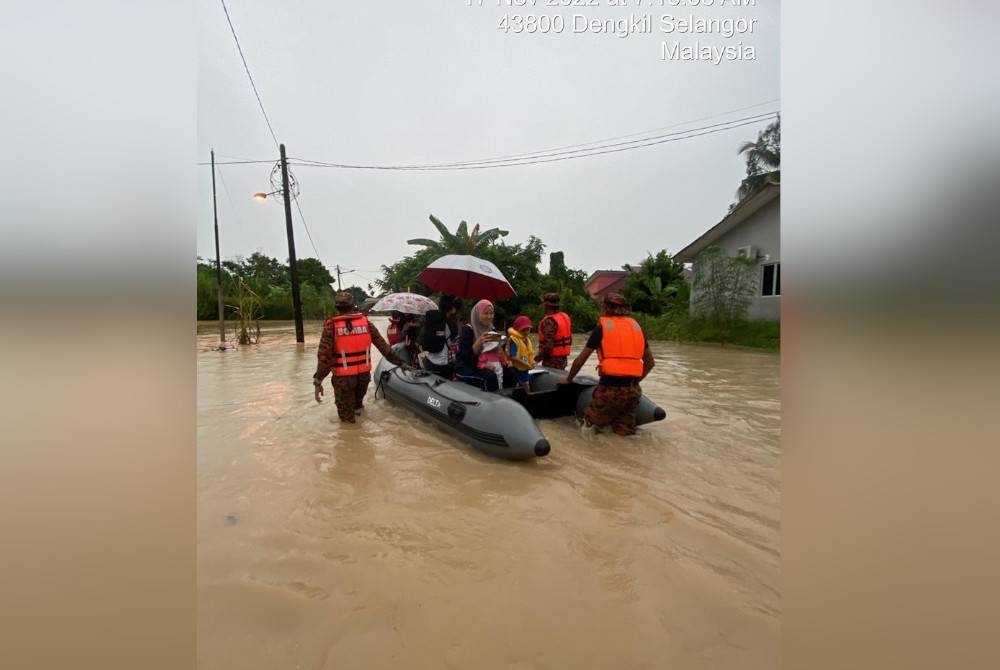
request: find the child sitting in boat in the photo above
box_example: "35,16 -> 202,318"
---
504,315 -> 536,392
477,334 -> 508,390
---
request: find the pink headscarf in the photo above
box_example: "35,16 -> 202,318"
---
470,299 -> 494,340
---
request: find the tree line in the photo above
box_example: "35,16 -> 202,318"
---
197,119 -> 780,348
195,222 -> 774,348
197,217 -> 696,329
196,252 -> 361,322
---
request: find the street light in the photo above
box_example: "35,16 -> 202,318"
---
252,189 -> 280,201
252,143 -> 305,346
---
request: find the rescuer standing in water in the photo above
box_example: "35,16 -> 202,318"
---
313,291 -> 408,423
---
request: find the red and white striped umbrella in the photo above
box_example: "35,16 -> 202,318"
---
416,254 -> 516,300
370,292 -> 438,315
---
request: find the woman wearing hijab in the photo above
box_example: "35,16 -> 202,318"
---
455,299 -> 516,392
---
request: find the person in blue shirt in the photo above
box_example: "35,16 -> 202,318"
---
504,315 -> 536,391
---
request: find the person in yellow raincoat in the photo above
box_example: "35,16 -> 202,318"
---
504,315 -> 536,392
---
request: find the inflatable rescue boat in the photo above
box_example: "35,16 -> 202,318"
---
374,360 -> 667,460
374,360 -> 551,460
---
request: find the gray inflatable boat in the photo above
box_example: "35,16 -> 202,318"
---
374,359 -> 551,460
374,360 -> 666,459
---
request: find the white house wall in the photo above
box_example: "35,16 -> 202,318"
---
694,198 -> 781,321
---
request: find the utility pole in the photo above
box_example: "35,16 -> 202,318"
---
279,143 -> 305,345
211,149 -> 226,351
334,264 -> 354,292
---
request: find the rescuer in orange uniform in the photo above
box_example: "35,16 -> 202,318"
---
559,292 -> 655,436
313,292 -> 408,423
535,292 -> 572,369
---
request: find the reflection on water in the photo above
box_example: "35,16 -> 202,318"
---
198,319 -> 780,669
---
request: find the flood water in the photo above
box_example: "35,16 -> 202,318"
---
197,318 -> 780,669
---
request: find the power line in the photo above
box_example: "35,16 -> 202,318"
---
290,113 -> 775,170
431,112 -> 778,167
202,158 -> 326,264
216,153 -> 266,161
293,198 -> 323,264
290,113 -> 776,171
219,0 -> 279,149
290,181 -> 324,266
218,0 -> 326,269
201,105 -> 777,170
349,269 -> 383,282
215,165 -> 242,227
392,100 -> 781,168
199,102 -> 777,168
197,158 -> 275,166
212,2 -> 775,256
554,97 -> 779,149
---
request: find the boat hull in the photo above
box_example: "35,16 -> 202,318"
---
510,367 -> 667,426
374,359 -> 550,460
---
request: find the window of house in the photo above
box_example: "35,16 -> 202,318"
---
761,263 -> 780,297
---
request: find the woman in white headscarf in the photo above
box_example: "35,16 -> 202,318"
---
455,299 -> 514,392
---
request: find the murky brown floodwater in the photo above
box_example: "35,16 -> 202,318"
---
197,318 -> 780,670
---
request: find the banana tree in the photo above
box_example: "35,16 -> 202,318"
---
407,214 -> 509,256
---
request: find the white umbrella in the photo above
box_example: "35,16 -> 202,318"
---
415,254 -> 516,300
370,292 -> 438,315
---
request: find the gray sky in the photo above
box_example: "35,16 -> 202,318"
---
198,1 -> 779,289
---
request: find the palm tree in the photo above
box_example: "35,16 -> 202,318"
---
735,115 -> 780,202
407,214 -> 509,256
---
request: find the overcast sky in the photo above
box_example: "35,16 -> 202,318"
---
197,1 -> 779,289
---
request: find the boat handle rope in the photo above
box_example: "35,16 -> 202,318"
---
375,369 -> 390,400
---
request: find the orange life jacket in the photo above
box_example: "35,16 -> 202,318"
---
328,313 -> 373,376
596,316 -> 644,378
386,318 -> 401,346
538,312 -> 572,357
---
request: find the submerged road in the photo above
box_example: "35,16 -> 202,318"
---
197,319 -> 780,669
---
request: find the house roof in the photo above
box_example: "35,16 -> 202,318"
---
596,277 -> 628,296
584,268 -> 642,298
585,269 -> 625,280
585,269 -> 624,281
584,271 -> 626,296
674,182 -> 780,262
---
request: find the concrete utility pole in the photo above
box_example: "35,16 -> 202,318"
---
334,264 -> 354,292
279,143 -> 305,345
210,149 -> 226,351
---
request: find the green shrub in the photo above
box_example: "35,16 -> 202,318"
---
629,311 -> 779,350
